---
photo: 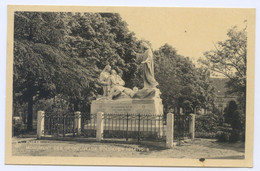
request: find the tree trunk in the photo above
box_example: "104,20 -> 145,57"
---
27,95 -> 33,131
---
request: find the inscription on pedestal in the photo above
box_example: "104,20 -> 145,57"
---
91,99 -> 163,115
111,105 -> 132,113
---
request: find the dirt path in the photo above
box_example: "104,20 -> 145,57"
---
12,138 -> 244,159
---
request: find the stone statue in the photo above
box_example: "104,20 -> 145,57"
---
135,42 -> 158,89
99,64 -> 111,96
97,45 -> 161,101
108,70 -> 125,98
108,70 -> 136,99
92,44 -> 163,115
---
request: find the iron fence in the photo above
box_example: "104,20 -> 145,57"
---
81,113 -> 96,137
102,113 -> 166,141
43,112 -> 97,138
43,112 -> 191,141
174,114 -> 191,140
44,112 -> 75,137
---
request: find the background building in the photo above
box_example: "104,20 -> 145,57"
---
211,78 -> 238,114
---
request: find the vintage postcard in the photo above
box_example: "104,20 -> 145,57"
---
5,5 -> 255,167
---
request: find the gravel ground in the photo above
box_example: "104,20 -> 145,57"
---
12,138 -> 245,159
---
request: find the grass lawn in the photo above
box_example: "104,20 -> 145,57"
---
12,138 -> 245,159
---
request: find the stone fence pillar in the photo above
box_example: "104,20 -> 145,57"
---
96,112 -> 104,141
74,111 -> 81,135
189,114 -> 196,140
37,111 -> 45,139
166,113 -> 174,148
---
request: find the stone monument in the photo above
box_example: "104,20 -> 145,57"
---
91,42 -> 163,115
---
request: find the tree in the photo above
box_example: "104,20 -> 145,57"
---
154,44 -> 215,114
14,12 -> 71,130
100,13 -> 140,88
203,25 -> 247,112
224,100 -> 238,124
61,12 -> 140,110
223,100 -> 244,142
195,67 -> 216,113
13,12 -> 92,130
13,12 -> 141,131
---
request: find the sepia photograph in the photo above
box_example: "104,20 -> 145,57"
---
4,5 -> 255,167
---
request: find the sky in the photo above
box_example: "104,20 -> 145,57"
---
118,8 -> 250,63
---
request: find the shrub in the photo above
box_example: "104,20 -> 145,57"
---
229,129 -> 241,142
216,131 -> 231,142
195,113 -> 220,138
216,123 -> 232,142
195,132 -> 217,139
13,116 -> 26,136
224,100 -> 237,124
221,101 -> 245,142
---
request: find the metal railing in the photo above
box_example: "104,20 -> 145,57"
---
44,112 -> 76,137
174,114 -> 192,140
42,112 -> 192,142
81,113 -> 97,137
102,113 -> 166,141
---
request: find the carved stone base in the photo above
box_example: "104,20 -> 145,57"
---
91,98 -> 163,115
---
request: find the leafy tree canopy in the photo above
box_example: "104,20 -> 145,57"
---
154,44 -> 215,113
202,25 -> 247,111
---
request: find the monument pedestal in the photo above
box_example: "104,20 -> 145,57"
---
91,98 -> 163,115
90,93 -> 164,137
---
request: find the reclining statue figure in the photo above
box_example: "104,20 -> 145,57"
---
97,66 -> 157,101
108,70 -> 137,100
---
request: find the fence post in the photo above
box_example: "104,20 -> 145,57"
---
189,114 -> 196,140
96,112 -> 104,141
74,111 -> 81,135
137,113 -> 141,143
157,115 -> 163,138
166,113 -> 174,148
126,113 -> 129,141
37,111 -> 45,139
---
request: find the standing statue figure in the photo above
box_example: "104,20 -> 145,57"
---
99,64 -> 111,96
135,42 -> 158,89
